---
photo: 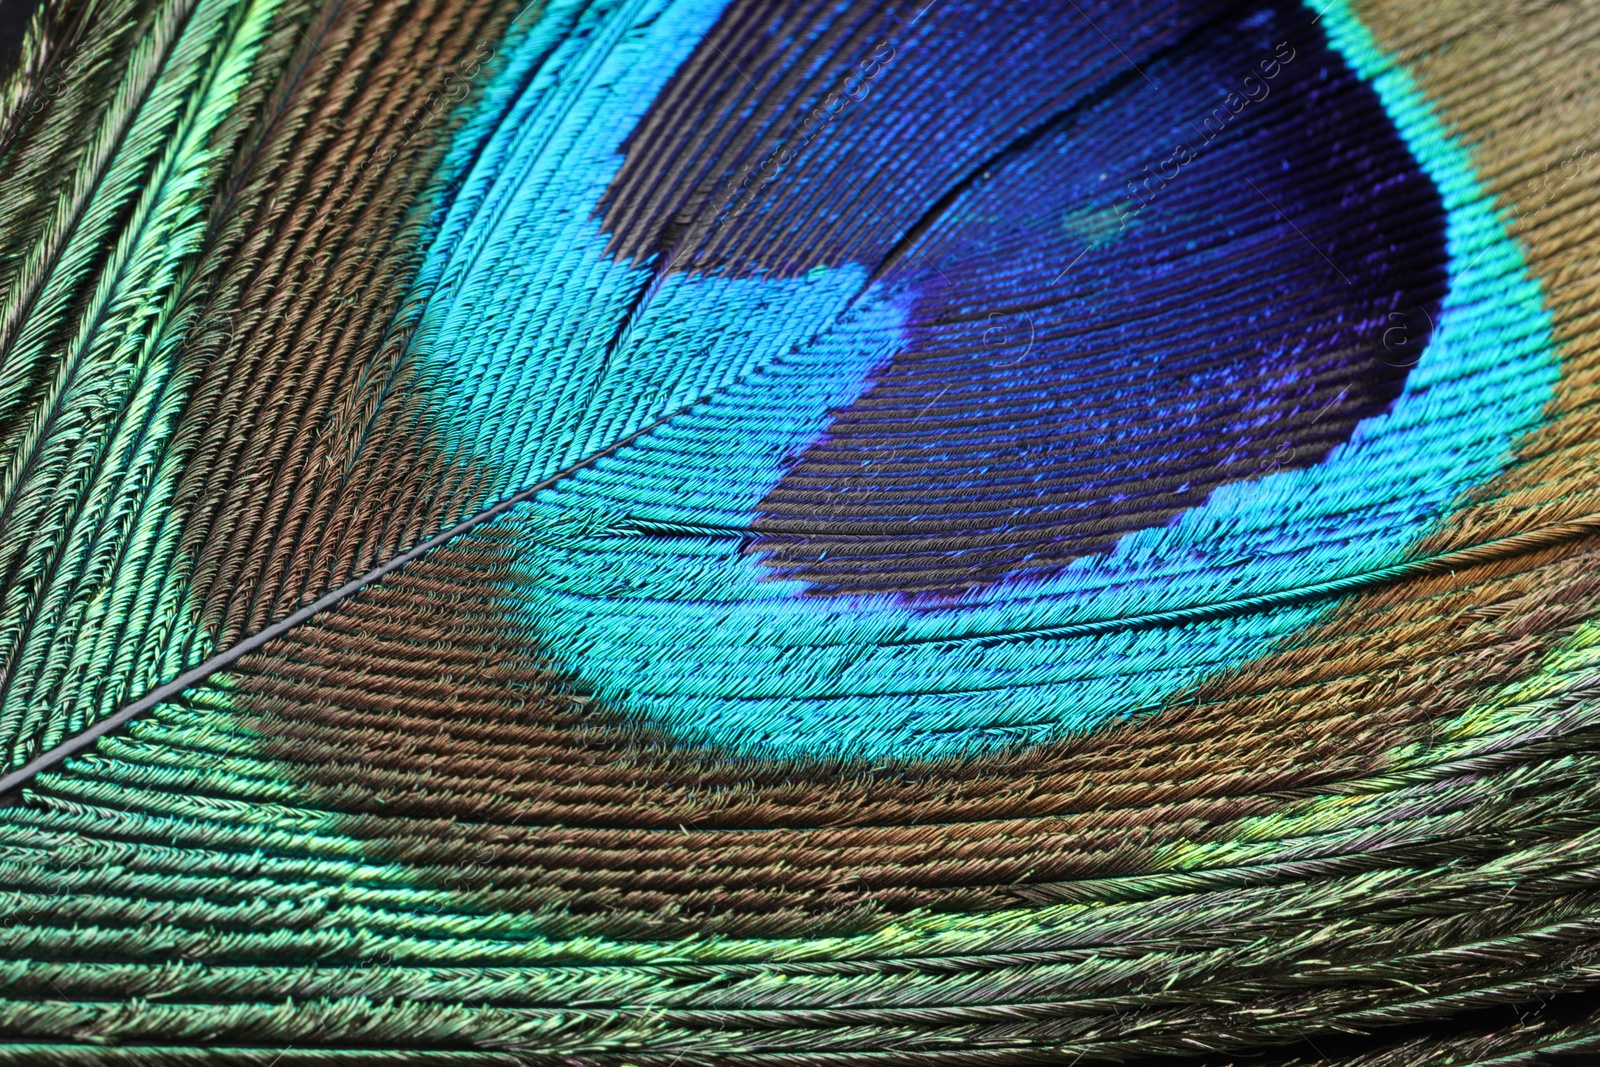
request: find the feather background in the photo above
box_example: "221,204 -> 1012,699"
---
0,0 -> 1597,1062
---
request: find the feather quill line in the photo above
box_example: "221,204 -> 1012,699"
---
0,395 -> 706,797
608,511 -> 1600,647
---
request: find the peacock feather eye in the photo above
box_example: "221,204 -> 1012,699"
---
0,0 -> 1595,1061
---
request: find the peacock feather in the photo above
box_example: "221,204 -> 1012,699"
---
0,0 -> 1597,1061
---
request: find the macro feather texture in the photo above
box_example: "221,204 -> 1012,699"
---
0,0 -> 1597,1063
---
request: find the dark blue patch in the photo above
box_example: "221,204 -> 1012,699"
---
748,5 -> 1446,597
